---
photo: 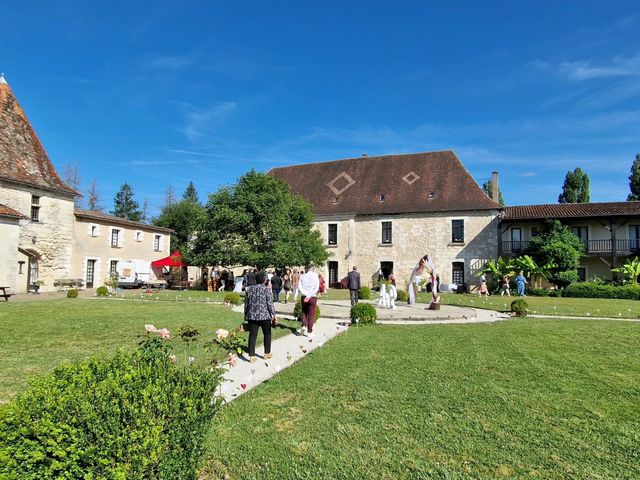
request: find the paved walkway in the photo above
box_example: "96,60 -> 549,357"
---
219,299 -> 510,402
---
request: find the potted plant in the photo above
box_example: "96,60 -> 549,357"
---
33,280 -> 44,294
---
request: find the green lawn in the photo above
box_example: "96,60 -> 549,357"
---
0,298 -> 297,402
434,292 -> 640,318
203,320 -> 640,479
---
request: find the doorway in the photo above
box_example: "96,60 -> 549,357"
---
380,261 -> 394,279
86,259 -> 96,288
328,261 -> 339,286
27,256 -> 38,291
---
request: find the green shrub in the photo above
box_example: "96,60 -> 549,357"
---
563,282 -> 640,300
66,288 -> 78,298
396,289 -> 409,302
527,287 -> 550,297
358,286 -> 372,300
548,289 -> 562,297
350,303 -> 377,325
224,292 -> 242,306
293,300 -> 321,322
510,298 -> 528,317
96,286 -> 109,296
0,337 -> 222,480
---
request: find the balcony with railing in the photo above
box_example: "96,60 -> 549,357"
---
501,239 -> 640,256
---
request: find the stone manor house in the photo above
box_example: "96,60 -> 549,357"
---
0,76 -> 172,293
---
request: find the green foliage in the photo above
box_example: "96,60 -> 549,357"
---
527,220 -> 585,288
527,287 -> 550,297
481,179 -> 505,206
358,286 -> 372,300
611,256 -> 640,285
396,289 -> 408,302
223,292 -> 242,306
350,303 -> 377,325
182,181 -> 200,203
563,282 -> 640,300
0,337 -> 222,479
189,170 -> 329,269
558,167 -> 590,203
111,182 -> 143,222
66,288 -> 78,298
96,286 -> 109,296
212,328 -> 245,355
510,255 -> 555,287
627,153 -> 640,201
153,199 -> 206,255
510,298 -> 528,316
293,300 -> 321,322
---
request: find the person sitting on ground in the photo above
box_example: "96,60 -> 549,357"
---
244,271 -> 277,363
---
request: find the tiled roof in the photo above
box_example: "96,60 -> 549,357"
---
269,150 -> 501,215
74,209 -> 175,233
503,202 -> 640,220
0,203 -> 26,219
0,80 -> 79,196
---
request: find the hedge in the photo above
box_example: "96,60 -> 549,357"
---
350,303 -> 377,325
563,282 -> 640,300
224,292 -> 243,305
0,337 -> 223,480
358,287 -> 372,300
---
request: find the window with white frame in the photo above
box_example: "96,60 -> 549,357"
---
328,224 -> 337,245
136,230 -> 143,242
111,229 -> 121,248
451,219 -> 464,243
381,221 -> 392,244
154,234 -> 162,251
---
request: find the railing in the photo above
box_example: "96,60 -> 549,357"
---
502,239 -> 640,255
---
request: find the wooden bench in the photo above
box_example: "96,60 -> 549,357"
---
0,287 -> 13,301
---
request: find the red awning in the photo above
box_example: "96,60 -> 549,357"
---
151,251 -> 186,267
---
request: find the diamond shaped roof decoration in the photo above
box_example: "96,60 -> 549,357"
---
402,171 -> 420,185
327,172 -> 356,196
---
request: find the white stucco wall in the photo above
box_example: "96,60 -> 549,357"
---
0,217 -> 21,291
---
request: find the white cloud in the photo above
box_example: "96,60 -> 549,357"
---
555,55 -> 640,80
141,54 -> 196,71
183,101 -> 239,141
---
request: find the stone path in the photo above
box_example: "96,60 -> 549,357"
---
218,299 -> 510,402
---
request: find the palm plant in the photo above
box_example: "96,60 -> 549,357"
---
510,255 -> 556,288
476,258 -> 515,279
612,257 -> 640,285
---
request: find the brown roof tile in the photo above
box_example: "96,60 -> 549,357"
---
269,150 -> 501,215
503,202 -> 640,220
0,80 -> 79,196
74,209 -> 175,233
0,203 -> 26,219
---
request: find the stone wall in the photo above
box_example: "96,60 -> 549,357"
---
316,210 -> 499,290
0,217 -> 20,291
0,182 -> 74,293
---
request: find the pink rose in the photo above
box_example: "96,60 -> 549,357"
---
168,354 -> 177,363
145,324 -> 157,333
158,328 -> 170,339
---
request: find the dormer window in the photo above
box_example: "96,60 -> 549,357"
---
379,194 -> 386,202
30,195 -> 40,221
428,191 -> 435,199
332,197 -> 339,204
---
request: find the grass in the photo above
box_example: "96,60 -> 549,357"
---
0,297 -> 298,402
433,292 -> 640,318
203,320 -> 640,479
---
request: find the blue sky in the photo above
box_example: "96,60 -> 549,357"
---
2,1 -> 639,214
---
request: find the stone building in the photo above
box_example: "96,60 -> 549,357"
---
0,76 -> 172,293
270,151 -> 502,290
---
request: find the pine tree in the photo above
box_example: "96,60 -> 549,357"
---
141,198 -> 150,223
111,183 -> 143,221
627,154 -> 640,201
558,167 -> 590,203
182,181 -> 199,203
482,180 -> 505,206
86,179 -> 103,211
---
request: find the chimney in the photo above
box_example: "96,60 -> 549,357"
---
491,171 -> 499,202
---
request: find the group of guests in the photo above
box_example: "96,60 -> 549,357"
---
243,265 -> 321,363
240,268 -> 326,303
479,271 -> 528,297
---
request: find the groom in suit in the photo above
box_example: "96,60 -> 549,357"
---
347,266 -> 361,306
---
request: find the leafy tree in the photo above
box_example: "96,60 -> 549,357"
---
111,183 -> 143,221
558,167 -> 590,203
86,179 -> 103,211
627,154 -> 640,201
526,220 -> 585,288
482,180 -> 505,206
182,181 -> 199,204
153,200 -> 206,254
611,256 -> 640,285
510,254 -> 555,288
189,170 -> 329,269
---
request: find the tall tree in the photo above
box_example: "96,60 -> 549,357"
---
527,219 -> 585,288
86,179 -> 103,211
141,198 -> 150,223
182,181 -> 199,203
189,170 -> 329,269
558,167 -> 590,203
627,153 -> 640,201
153,199 -> 206,254
482,180 -> 505,206
64,161 -> 82,207
111,183 -> 143,221
164,184 -> 176,207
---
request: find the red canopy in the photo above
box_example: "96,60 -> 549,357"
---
151,251 -> 186,267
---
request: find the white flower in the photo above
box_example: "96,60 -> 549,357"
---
215,328 -> 230,340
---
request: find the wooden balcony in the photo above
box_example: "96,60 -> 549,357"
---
501,239 -> 640,256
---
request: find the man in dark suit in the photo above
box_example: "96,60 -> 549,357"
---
347,266 -> 361,306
